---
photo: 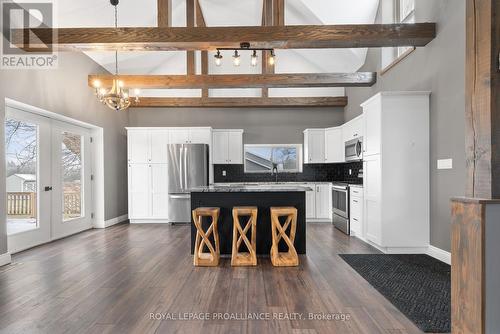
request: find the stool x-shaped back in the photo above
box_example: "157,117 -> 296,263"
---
192,207 -> 220,267
270,207 -> 299,267
231,207 -> 258,266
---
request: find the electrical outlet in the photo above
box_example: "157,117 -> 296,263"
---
437,159 -> 453,170
222,170 -> 226,176
349,169 -> 352,175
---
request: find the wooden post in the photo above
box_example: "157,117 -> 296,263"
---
262,0 -> 284,98
464,0 -> 500,199
186,0 -> 195,75
195,0 -> 208,98
157,0 -> 172,27
452,1 -> 500,333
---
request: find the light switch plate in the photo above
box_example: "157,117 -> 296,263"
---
437,159 -> 453,170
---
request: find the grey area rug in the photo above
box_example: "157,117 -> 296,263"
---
339,254 -> 450,333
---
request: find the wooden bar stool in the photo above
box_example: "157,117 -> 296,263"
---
231,207 -> 258,266
270,207 -> 299,267
192,207 -> 220,267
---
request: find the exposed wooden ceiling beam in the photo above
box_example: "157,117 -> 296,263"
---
88,73 -> 376,89
14,23 -> 436,52
157,0 -> 172,27
131,97 -> 348,108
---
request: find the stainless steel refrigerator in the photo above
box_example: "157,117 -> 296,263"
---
167,144 -> 209,223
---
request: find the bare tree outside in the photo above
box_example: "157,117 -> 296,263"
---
5,119 -> 84,233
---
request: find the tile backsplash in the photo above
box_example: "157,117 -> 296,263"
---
214,161 -> 363,184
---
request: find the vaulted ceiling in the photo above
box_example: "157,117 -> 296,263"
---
55,0 -> 380,97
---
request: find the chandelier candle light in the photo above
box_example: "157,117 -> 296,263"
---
214,42 -> 276,67
92,0 -> 140,111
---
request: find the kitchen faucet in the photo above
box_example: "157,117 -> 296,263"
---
271,163 -> 279,183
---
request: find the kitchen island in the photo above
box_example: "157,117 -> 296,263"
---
190,184 -> 310,255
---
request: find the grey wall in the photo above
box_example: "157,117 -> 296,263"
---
0,51 -> 129,255
129,107 -> 344,144
345,0 -> 466,251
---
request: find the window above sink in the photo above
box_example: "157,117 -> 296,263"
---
244,144 -> 303,173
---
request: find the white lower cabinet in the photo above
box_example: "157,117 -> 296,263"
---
315,184 -> 332,220
304,183 -> 332,222
128,164 -> 151,219
128,163 -> 169,222
305,184 -> 317,219
150,164 -> 169,218
349,186 -> 363,237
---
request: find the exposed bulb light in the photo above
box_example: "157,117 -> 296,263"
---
268,50 -> 276,66
93,80 -> 101,88
214,50 -> 223,66
250,50 -> 258,67
232,50 -> 241,67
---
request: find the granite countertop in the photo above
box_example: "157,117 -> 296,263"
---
213,182 -> 333,186
190,184 -> 313,192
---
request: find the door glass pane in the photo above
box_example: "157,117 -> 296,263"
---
5,118 -> 38,235
61,132 -> 83,221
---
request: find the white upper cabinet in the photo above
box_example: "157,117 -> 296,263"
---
362,97 -> 382,156
212,131 -> 228,164
212,129 -> 243,164
325,127 -> 344,163
128,131 -> 150,163
128,129 -> 169,163
150,130 -> 169,163
168,128 -> 212,144
303,129 -> 325,164
190,128 -> 212,144
227,131 -> 243,164
168,129 -> 190,144
343,115 -> 364,143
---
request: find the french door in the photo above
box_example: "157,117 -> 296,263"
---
6,106 -> 93,253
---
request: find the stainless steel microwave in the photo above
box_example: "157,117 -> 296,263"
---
345,137 -> 363,162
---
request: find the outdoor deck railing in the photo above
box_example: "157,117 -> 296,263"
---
7,192 -> 81,217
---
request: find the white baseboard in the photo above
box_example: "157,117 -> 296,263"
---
427,245 -> 451,265
129,219 -> 170,224
104,214 -> 129,228
0,253 -> 12,267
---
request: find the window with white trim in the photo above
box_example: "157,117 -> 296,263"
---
396,0 -> 415,57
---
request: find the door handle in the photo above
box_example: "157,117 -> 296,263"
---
44,186 -> 53,191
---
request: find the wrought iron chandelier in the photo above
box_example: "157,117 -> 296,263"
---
92,0 -> 139,111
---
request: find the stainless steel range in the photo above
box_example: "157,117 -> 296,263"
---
332,183 -> 349,235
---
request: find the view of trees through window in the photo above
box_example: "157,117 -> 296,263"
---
5,119 -> 38,234
4,119 -> 84,234
244,145 -> 301,173
61,132 -> 83,221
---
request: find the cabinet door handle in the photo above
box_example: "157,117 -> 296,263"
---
353,218 -> 358,222
353,200 -> 358,203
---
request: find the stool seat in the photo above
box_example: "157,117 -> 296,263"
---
270,207 -> 298,267
232,206 -> 258,266
192,207 -> 220,267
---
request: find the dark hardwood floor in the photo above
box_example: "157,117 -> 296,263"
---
0,223 -> 426,334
